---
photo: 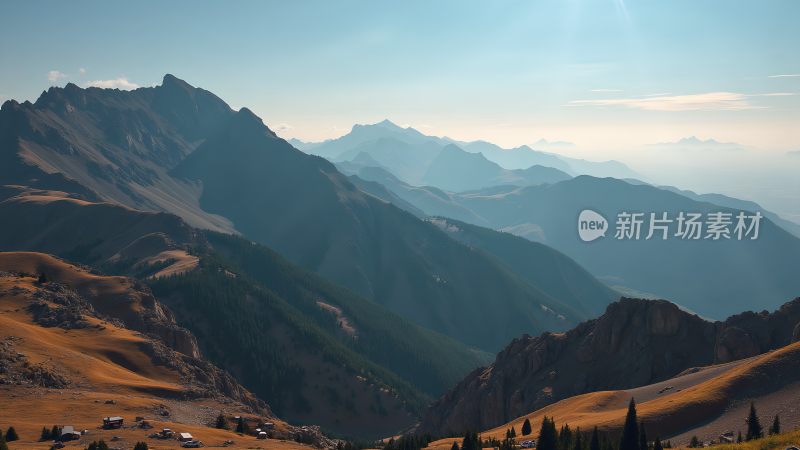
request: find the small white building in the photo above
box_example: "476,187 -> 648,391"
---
178,432 -> 194,442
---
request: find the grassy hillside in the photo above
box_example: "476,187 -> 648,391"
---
0,253 -> 309,450
713,429 -> 800,450
427,341 -> 800,449
0,190 -> 490,438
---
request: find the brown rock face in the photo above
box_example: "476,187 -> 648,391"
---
419,297 -> 800,436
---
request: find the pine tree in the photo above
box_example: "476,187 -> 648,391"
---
4,427 -> 18,442
572,428 -> 583,450
522,418 -> 532,436
538,417 -> 559,450
769,414 -> 780,435
51,425 -> 61,440
745,402 -> 763,441
736,431 -> 742,443
638,422 -> 647,450
559,424 -> 573,450
462,431 -> 480,450
589,427 -> 600,450
653,437 -> 663,450
41,426 -> 52,441
511,427 -> 517,439
133,443 -> 148,450
451,442 -> 460,450
235,416 -> 246,434
0,432 -> 8,450
619,398 -> 639,450
688,436 -> 700,448
215,412 -> 228,429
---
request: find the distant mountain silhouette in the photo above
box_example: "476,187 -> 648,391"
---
446,176 -> 800,318
350,171 -> 800,318
302,120 -> 640,184
336,163 -> 491,225
421,144 -> 571,192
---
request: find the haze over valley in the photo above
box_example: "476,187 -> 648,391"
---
1,2 -> 799,450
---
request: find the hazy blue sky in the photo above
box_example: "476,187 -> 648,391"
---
1,0 -> 799,153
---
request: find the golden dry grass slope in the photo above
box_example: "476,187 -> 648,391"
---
428,341 -> 800,449
0,252 -> 325,450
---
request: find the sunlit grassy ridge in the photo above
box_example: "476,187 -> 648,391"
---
711,429 -> 800,450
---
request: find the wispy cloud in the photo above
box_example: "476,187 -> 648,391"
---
768,74 -> 800,78
272,123 -> 293,132
590,88 -> 622,93
47,70 -> 67,82
86,78 -> 140,90
757,92 -> 796,97
569,92 -> 761,111
79,68 -> 87,75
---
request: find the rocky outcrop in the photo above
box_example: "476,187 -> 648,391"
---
419,297 -> 800,436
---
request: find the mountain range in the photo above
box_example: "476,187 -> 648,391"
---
3,74 -> 798,441
292,119 -> 640,186
0,75 -> 625,436
342,171 -> 800,319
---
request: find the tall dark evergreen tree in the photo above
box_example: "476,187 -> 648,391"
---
638,422 -> 647,450
50,425 -> 61,440
688,436 -> 700,448
511,427 -> 517,439
461,431 -> 480,450
41,426 -> 52,441
619,398 -> 639,450
0,432 -> 8,450
589,427 -> 601,450
746,402 -> 763,441
559,424 -> 573,450
538,417 -> 559,450
736,431 -> 742,443
653,437 -> 663,450
235,416 -> 246,434
572,428 -> 583,450
451,441 -> 460,450
770,414 -> 780,435
133,443 -> 149,450
522,418 -> 532,436
215,412 -> 228,430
